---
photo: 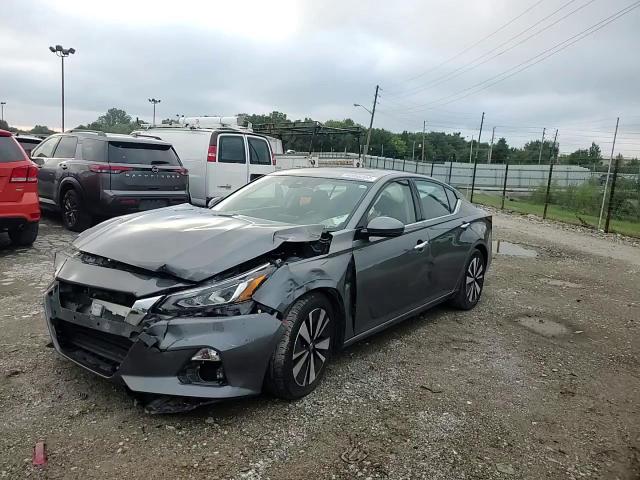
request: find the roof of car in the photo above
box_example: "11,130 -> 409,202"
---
270,167 -> 448,184
14,134 -> 42,142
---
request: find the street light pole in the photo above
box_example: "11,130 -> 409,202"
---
354,85 -> 379,160
0,102 -> 5,123
148,98 -> 161,126
49,45 -> 75,132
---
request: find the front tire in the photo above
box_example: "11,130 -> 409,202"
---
265,293 -> 334,400
8,221 -> 39,246
61,189 -> 91,232
449,250 -> 486,310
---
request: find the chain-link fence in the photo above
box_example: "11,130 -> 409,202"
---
361,155 -> 640,238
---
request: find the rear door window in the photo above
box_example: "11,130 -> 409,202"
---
31,137 -> 60,158
53,136 -> 78,158
0,137 -> 25,163
81,138 -> 106,162
414,180 -> 452,220
248,137 -> 271,165
218,136 -> 246,164
108,142 -> 181,165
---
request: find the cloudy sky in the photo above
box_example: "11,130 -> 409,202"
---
2,0 -> 640,155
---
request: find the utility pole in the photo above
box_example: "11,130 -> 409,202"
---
421,120 -> 426,162
148,98 -> 161,126
598,117 -> 620,230
411,140 -> 416,161
470,111 -> 485,202
363,85 -> 379,158
0,102 -> 5,123
487,127 -> 495,164
550,129 -> 558,162
537,127 -> 546,165
381,144 -> 384,157
468,137 -> 473,163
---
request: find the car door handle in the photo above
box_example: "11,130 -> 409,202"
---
414,240 -> 429,250
217,184 -> 232,189
460,222 -> 471,229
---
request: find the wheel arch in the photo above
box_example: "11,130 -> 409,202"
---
56,177 -> 85,207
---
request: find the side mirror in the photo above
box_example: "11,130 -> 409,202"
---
207,196 -> 224,208
365,216 -> 405,238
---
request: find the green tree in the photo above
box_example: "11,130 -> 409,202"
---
30,125 -> 55,135
492,137 -> 509,163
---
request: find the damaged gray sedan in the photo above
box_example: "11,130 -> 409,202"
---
44,168 -> 491,406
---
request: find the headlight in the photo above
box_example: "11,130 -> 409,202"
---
156,263 -> 274,315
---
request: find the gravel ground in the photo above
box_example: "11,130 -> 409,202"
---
0,211 -> 638,479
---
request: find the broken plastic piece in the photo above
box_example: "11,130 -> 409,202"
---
33,441 -> 46,467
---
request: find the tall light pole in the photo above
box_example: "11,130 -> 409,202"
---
0,102 -> 5,123
49,45 -> 76,132
148,98 -> 161,126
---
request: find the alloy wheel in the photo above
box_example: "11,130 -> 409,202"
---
64,194 -> 78,226
465,256 -> 484,304
292,308 -> 331,387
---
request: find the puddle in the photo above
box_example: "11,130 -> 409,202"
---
492,241 -> 538,257
516,316 -> 569,337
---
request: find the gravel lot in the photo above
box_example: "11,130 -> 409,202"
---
0,211 -> 638,479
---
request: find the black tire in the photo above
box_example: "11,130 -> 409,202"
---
61,189 -> 91,232
265,293 -> 335,400
8,221 -> 39,246
449,250 -> 486,310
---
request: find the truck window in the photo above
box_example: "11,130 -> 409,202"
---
53,136 -> 78,159
218,136 -> 246,164
248,137 -> 271,165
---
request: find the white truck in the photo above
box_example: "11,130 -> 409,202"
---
135,116 -> 283,206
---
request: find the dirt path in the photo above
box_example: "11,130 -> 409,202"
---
0,213 -> 638,479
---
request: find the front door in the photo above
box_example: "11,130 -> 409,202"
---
353,180 -> 431,334
31,136 -> 61,201
208,134 -> 248,199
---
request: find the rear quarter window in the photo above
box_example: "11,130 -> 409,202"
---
81,138 -> 106,162
108,142 -> 181,166
0,137 -> 26,163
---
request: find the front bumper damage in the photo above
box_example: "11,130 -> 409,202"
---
43,258 -> 285,403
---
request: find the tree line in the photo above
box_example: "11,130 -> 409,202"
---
3,109 -> 638,169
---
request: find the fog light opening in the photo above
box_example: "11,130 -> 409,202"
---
197,362 -> 226,383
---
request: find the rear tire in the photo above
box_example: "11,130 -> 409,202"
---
61,189 -> 91,232
265,293 -> 335,400
8,221 -> 39,246
449,250 -> 486,310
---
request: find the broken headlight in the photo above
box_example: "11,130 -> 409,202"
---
156,263 -> 274,315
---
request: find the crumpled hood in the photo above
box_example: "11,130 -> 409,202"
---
73,204 -> 324,282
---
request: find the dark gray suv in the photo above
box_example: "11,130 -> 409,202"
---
30,131 -> 189,231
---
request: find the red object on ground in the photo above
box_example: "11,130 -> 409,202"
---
32,441 -> 47,467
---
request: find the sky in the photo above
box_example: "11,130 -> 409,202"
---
1,0 -> 640,156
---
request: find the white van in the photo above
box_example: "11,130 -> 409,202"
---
134,126 -> 277,206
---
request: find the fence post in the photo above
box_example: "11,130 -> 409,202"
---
430,162 -> 435,177
415,160 -> 418,174
501,160 -> 509,210
604,155 -> 621,233
402,158 -> 406,171
542,163 -> 554,219
448,162 -> 453,184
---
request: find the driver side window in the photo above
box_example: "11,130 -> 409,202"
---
367,181 -> 416,225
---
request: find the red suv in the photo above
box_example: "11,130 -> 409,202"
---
0,129 -> 40,246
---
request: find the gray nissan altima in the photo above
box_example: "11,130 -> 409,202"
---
44,168 -> 491,410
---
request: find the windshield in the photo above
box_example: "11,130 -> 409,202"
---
213,175 -> 371,230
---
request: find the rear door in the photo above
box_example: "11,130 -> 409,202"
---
30,136 -> 61,201
412,179 -> 468,298
107,141 -> 188,208
207,133 -> 248,199
247,135 -> 275,182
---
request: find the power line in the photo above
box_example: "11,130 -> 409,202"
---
399,1 -> 640,112
386,0 -> 547,91
388,0 -> 591,99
